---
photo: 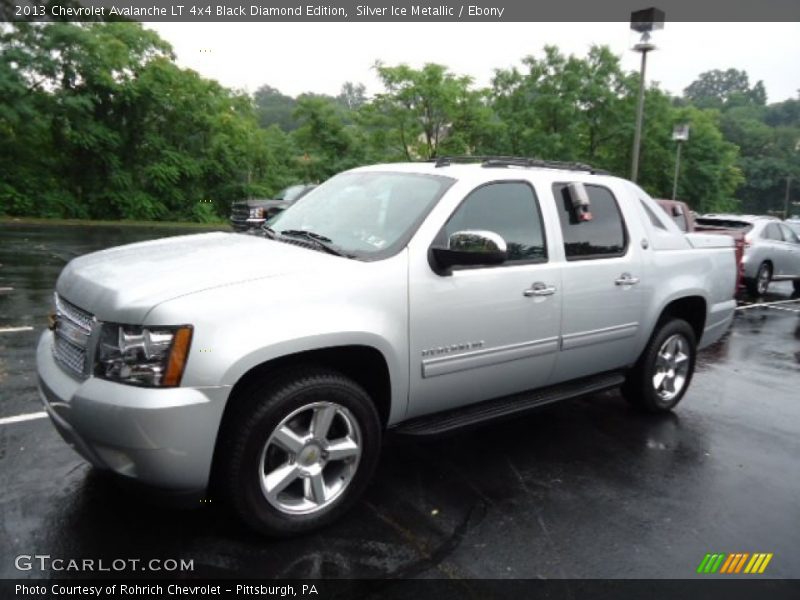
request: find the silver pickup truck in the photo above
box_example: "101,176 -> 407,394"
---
36,157 -> 737,535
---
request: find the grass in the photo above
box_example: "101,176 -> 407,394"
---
0,216 -> 231,229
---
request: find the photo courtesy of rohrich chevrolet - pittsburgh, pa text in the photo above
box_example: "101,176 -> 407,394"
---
1,0 -> 799,598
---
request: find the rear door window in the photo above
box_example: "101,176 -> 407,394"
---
554,184 -> 627,260
779,224 -> 799,244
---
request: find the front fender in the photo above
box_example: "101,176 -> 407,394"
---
144,254 -> 410,424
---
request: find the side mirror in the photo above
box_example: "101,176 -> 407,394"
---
431,230 -> 508,270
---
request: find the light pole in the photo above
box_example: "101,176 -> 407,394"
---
630,8 -> 665,183
671,123 -> 689,200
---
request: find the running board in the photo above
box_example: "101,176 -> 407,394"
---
393,371 -> 626,436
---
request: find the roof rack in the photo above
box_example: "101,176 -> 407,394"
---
432,155 -> 608,174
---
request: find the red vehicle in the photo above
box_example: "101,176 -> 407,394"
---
656,200 -> 745,289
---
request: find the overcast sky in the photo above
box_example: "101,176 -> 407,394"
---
146,22 -> 800,103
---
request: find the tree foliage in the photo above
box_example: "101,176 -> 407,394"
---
1,21 -> 795,221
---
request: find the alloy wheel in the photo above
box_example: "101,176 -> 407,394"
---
258,401 -> 362,515
652,334 -> 691,403
757,265 -> 771,295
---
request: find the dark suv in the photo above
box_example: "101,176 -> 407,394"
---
230,184 -> 316,231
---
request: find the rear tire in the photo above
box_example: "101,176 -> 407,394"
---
746,262 -> 772,296
793,280 -> 800,294
622,319 -> 696,413
218,367 -> 381,536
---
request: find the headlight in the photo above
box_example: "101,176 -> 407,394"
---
95,324 -> 193,387
249,207 -> 265,219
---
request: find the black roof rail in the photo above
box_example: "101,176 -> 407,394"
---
431,155 -> 608,175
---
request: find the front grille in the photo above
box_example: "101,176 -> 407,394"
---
53,293 -> 95,378
55,295 -> 94,332
53,334 -> 87,374
231,203 -> 249,221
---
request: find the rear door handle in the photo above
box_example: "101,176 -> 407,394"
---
615,273 -> 640,286
524,282 -> 557,297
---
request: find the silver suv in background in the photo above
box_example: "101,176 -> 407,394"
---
695,214 -> 800,295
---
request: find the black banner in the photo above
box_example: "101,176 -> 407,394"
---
3,579 -> 800,600
3,0 -> 800,22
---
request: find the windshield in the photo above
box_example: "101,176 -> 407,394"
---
275,185 -> 308,202
267,171 -> 453,258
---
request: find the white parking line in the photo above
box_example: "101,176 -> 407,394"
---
0,411 -> 48,426
765,305 -> 800,314
735,298 -> 800,311
0,326 -> 35,333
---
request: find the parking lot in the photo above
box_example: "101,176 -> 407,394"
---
1,222 -> 799,580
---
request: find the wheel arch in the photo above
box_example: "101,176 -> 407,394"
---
656,295 -> 707,342
209,344 -> 393,495
221,344 -> 392,430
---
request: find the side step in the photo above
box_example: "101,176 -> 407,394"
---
393,371 -> 626,436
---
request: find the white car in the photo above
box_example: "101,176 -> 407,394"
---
696,214 -> 800,295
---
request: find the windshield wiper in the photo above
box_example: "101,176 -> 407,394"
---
261,225 -> 278,239
279,229 -> 350,257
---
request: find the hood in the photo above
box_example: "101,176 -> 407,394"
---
56,231 -> 341,323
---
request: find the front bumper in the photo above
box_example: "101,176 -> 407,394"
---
36,331 -> 230,492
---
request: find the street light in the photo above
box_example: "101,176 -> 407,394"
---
671,123 -> 689,200
630,7 -> 665,183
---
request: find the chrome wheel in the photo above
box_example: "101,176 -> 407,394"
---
652,334 -> 690,403
756,264 -> 771,295
258,401 -> 362,515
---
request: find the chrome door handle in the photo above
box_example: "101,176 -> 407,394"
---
524,282 -> 557,297
615,273 -> 640,286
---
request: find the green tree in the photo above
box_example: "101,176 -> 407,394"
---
337,81 -> 367,111
291,94 -> 365,180
254,85 -> 299,131
372,62 -> 484,159
684,68 -> 767,110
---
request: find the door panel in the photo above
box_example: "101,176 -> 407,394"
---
549,182 -> 646,383
406,180 -> 561,420
778,225 -> 800,277
408,263 -> 561,419
552,255 -> 644,382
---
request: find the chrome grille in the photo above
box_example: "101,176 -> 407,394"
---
231,202 -> 250,220
55,294 -> 94,332
53,334 -> 87,374
52,293 -> 95,378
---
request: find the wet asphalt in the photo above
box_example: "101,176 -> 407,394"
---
0,222 -> 799,580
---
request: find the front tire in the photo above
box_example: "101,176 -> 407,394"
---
622,319 -> 697,413
219,367 -> 381,536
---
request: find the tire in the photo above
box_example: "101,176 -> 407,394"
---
218,367 -> 381,536
622,319 -> 697,413
793,280 -> 800,294
745,262 -> 772,296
